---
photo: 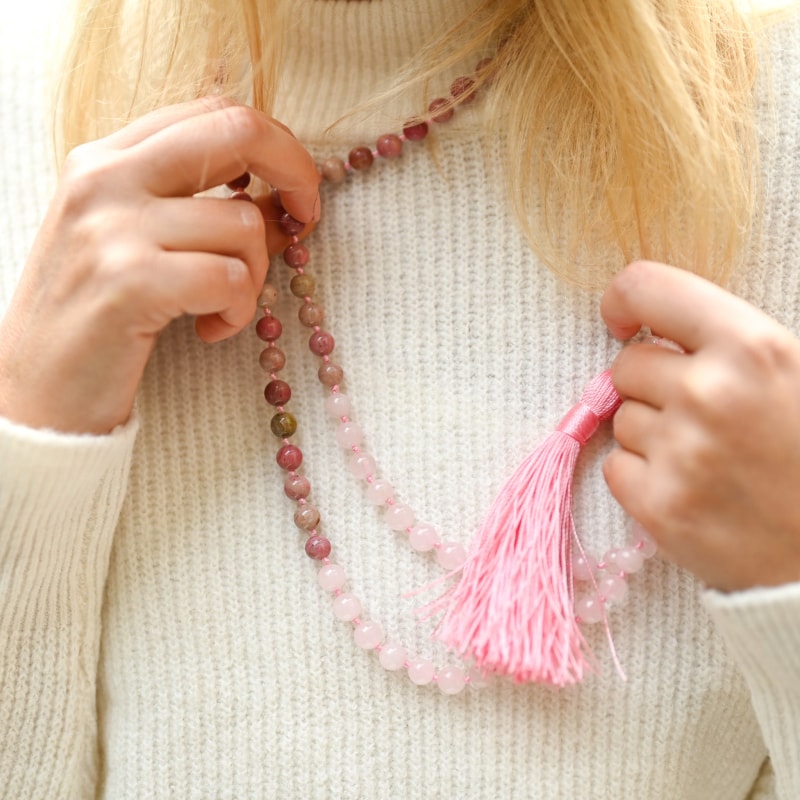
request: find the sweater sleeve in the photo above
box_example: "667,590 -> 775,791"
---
704,583 -> 800,800
0,413 -> 138,799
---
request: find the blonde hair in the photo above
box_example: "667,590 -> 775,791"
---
56,0 -> 779,286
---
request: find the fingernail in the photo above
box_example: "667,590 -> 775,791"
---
311,193 -> 321,223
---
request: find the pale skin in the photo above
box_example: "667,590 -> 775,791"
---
0,98 -> 798,593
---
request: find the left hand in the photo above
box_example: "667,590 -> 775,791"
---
601,260 -> 800,591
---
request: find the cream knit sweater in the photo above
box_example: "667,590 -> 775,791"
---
2,1 -> 800,798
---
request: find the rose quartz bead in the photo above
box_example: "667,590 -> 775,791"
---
305,535 -> 331,560
378,641 -> 407,671
264,379 -> 291,406
437,541 -> 467,571
575,595 -> 605,624
258,283 -> 279,308
407,657 -> 435,685
279,212 -> 305,236
276,444 -> 303,471
596,573 -> 628,604
366,479 -> 394,505
290,273 -> 315,298
354,620 -> 384,650
226,172 -> 251,190
572,552 -> 597,582
428,98 -> 454,123
450,75 -> 477,103
409,524 -> 439,552
632,523 -> 658,558
466,666 -> 493,689
256,315 -> 282,341
376,134 -> 403,159
294,505 -> 320,531
284,474 -> 311,500
348,146 -> 374,170
384,503 -> 414,531
604,546 -> 645,575
321,157 -> 347,183
402,120 -> 429,141
325,393 -> 351,418
335,421 -> 363,448
318,362 -> 344,387
259,346 -> 286,372
332,592 -> 362,621
299,302 -> 325,327
283,242 -> 309,268
309,330 -> 335,356
437,665 -> 466,695
347,451 -> 376,479
317,563 -> 346,592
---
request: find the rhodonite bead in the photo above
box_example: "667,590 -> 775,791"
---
348,146 -> 374,170
283,242 -> 309,268
279,212 -> 305,236
402,120 -> 428,141
256,315 -> 282,341
317,563 -> 346,592
258,284 -> 279,308
226,172 -> 251,190
354,620 -> 384,650
276,444 -> 303,470
290,273 -> 315,298
299,302 -> 325,327
437,665 -> 466,695
294,505 -> 320,531
271,412 -> 298,437
321,156 -> 347,183
376,134 -> 403,158
305,535 -> 331,560
318,362 -> 343,386
259,346 -> 286,372
428,98 -> 454,123
309,330 -> 335,355
450,75 -> 477,103
264,379 -> 291,406
284,473 -> 311,500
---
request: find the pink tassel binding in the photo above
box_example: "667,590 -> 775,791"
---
433,370 -> 622,686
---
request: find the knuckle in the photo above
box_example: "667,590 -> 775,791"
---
60,149 -> 119,214
221,104 -> 263,145
736,325 -> 794,373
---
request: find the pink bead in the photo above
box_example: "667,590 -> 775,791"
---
226,172 -> 251,190
305,535 -> 331,560
283,242 -> 309,268
402,120 -> 429,141
575,595 -> 605,624
354,620 -> 384,650
407,657 -> 435,685
332,593 -> 362,621
347,451 -> 376,479
466,666 -> 493,689
279,212 -> 305,236
309,330 -> 335,356
376,134 -> 403,159
378,641 -> 407,671
450,75 -> 477,103
437,665 -> 466,695
321,157 -> 347,183
294,505 -> 320,531
597,573 -> 628,604
384,503 -> 414,531
572,552 -> 597,582
264,379 -> 291,406
317,563 -> 346,592
366,479 -> 394,505
318,362 -> 344,387
437,541 -> 467,571
259,346 -> 286,372
258,283 -> 278,308
324,393 -> 351,418
408,524 -> 439,552
335,421 -> 363,448
276,444 -> 303,471
604,546 -> 645,575
428,98 -> 454,123
632,523 -> 658,558
299,302 -> 325,328
284,474 -> 310,500
256,315 -> 282,341
348,146 -> 374,170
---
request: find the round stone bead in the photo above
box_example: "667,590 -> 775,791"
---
290,273 -> 316,298
437,665 -> 466,695
309,330 -> 335,356
575,595 -> 605,624
284,473 -> 311,500
384,503 -> 414,531
317,563 -> 346,592
294,505 -> 320,531
325,392 -> 351,418
354,620 -> 384,650
409,524 -> 439,552
276,444 -> 303,470
376,134 -> 403,158
450,75 -> 477,103
428,97 -> 454,123
604,546 -> 645,575
269,187 -> 284,210
366,479 -> 394,505
256,315 -> 282,341
226,172 -> 251,190
279,212 -> 305,236
378,641 -> 407,671
259,346 -> 286,372
264,379 -> 291,406
348,146 -> 374,170
318,362 -> 344,387
332,592 -> 362,621
305,535 -> 331,560
631,523 -> 658,558
596,573 -> 628,604
402,120 -> 429,141
299,302 -> 325,327
321,156 -> 347,183
270,411 -> 297,437
348,451 -> 376,479
572,552 -> 597,582
466,666 -> 493,689
437,541 -> 468,571
335,421 -> 363,448
283,242 -> 310,268
407,657 -> 435,685
258,283 -> 278,308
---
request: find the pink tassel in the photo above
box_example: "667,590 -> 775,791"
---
434,370 -> 622,686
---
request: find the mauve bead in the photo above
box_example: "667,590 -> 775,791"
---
309,330 -> 335,355
402,120 -> 429,141
305,534 -> 331,561
264,379 -> 291,406
229,191 -> 253,201
376,134 -> 403,159
294,505 -> 320,531
270,411 -> 297,438
299,302 -> 324,327
256,315 -> 282,341
290,273 -> 315,298
258,284 -> 279,308
279,212 -> 305,236
317,563 -> 346,592
276,444 -> 303,470
321,157 -> 347,183
451,75 -> 477,103
428,98 -> 454,123
226,172 -> 251,190
259,346 -> 286,372
284,473 -> 311,500
283,242 -> 309,268
318,362 -> 343,386
348,146 -> 374,170
269,187 -> 284,210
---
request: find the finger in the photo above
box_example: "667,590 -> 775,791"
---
132,105 -> 320,221
612,399 -> 660,457
602,447 -> 650,525
611,341 -> 687,408
601,260 -> 760,351
250,193 -> 319,255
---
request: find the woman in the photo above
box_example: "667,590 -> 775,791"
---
1,0 -> 798,796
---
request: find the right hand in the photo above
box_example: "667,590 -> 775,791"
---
0,97 -> 320,434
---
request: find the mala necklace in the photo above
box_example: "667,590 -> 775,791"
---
230,62 -> 658,692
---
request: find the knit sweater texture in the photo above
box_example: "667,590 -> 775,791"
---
1,1 -> 800,797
